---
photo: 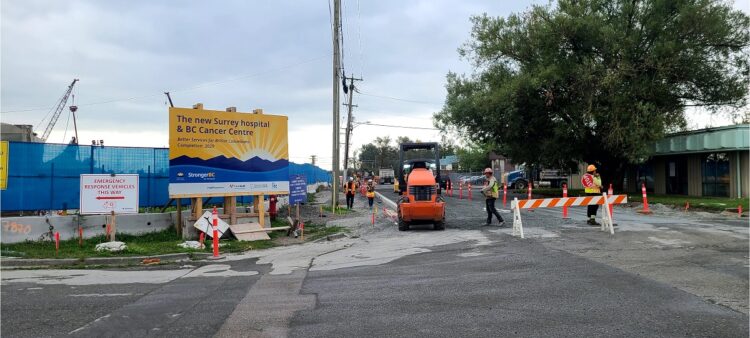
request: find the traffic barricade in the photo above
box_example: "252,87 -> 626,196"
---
511,193 -> 627,238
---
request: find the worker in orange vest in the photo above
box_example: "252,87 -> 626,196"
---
581,164 -> 603,226
366,179 -> 376,210
344,177 -> 357,209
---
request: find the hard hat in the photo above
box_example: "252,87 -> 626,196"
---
368,179 -> 373,183
587,164 -> 597,172
483,168 -> 493,174
348,177 -> 353,181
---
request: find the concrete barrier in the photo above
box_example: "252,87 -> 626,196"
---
2,182 -> 327,244
1,212 -> 176,244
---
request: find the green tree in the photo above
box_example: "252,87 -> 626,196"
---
455,143 -> 491,172
435,0 -> 749,186
357,143 -> 379,173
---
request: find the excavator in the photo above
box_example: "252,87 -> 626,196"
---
396,142 -> 446,231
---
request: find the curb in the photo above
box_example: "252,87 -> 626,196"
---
375,192 -> 397,210
313,232 -> 348,243
1,252 -> 212,269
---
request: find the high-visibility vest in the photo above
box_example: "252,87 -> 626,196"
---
485,177 -> 499,198
345,182 -> 357,194
366,186 -> 375,198
581,173 -> 601,193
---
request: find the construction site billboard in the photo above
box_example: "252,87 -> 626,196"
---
168,107 -> 289,197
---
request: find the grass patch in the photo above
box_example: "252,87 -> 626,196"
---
302,223 -> 347,241
322,205 -> 353,215
307,193 -> 316,203
0,220 -> 294,259
633,195 -> 749,211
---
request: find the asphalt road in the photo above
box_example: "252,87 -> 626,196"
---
2,186 -> 748,337
289,238 -> 746,337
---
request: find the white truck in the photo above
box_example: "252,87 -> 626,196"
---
379,168 -> 395,184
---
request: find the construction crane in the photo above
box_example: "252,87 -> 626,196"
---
39,78 -> 78,142
69,94 -> 79,144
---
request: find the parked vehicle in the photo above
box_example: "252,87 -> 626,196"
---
379,168 -> 395,184
504,167 -> 568,189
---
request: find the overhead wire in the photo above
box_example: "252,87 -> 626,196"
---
357,122 -> 439,130
355,0 -> 364,77
356,90 -> 443,105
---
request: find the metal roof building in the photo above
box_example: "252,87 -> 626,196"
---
643,124 -> 749,198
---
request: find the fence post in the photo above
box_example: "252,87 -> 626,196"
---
147,165 -> 152,212
49,163 -> 54,211
89,145 -> 94,173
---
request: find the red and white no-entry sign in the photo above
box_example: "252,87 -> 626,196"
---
80,174 -> 139,214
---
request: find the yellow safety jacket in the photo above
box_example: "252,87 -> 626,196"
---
482,176 -> 500,199
366,185 -> 375,198
581,173 -> 602,193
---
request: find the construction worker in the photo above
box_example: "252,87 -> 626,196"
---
480,168 -> 504,226
581,164 -> 603,225
344,177 -> 357,209
366,179 -> 376,210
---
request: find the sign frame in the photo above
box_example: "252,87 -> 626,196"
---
80,174 -> 139,215
168,106 -> 289,198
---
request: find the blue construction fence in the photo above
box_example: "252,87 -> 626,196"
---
1,142 -> 331,212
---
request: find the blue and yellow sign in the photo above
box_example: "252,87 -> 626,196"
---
168,107 -> 289,197
0,141 -> 7,190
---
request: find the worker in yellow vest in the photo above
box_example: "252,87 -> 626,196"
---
581,164 -> 602,226
366,179 -> 376,210
344,177 -> 357,209
481,168 -> 504,227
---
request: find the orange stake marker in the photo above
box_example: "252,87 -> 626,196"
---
638,183 -> 652,214
608,184 -> 614,219
54,232 -> 60,255
212,207 -> 219,258
502,183 -> 507,208
562,183 -> 569,218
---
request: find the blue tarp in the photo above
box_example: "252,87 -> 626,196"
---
1,142 -> 331,211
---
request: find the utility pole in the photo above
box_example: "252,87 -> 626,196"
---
310,155 -> 317,166
342,75 -> 362,179
331,0 -> 341,210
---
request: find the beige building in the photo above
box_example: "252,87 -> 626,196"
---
1,123 -> 42,142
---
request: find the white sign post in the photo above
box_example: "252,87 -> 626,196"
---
80,174 -> 139,241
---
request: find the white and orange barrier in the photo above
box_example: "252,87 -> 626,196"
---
511,193 -> 627,238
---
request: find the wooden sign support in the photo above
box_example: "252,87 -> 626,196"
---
109,211 -> 117,242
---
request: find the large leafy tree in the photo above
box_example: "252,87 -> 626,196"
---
435,0 -> 749,185
356,136 -> 458,172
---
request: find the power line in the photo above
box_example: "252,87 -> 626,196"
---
1,55 -> 328,114
356,91 -> 443,105
355,0 -> 364,77
357,122 -> 439,130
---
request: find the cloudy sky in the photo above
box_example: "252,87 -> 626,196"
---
2,0 -> 748,170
